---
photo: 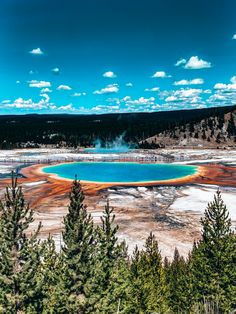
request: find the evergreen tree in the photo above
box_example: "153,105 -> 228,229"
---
62,177 -> 94,308
40,237 -> 74,313
191,190 -> 236,312
129,233 -> 169,314
202,130 -> 207,140
227,113 -> 236,137
165,248 -> 193,313
129,245 -> 148,313
85,201 -> 126,313
0,174 -> 43,313
0,175 -> 235,313
96,242 -> 133,313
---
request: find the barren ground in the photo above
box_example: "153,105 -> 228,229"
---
0,148 -> 235,259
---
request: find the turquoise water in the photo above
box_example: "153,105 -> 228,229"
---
84,147 -> 130,154
43,162 -> 197,183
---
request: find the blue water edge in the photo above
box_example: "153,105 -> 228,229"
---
43,162 -> 197,183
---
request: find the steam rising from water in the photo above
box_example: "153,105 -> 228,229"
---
86,134 -> 130,154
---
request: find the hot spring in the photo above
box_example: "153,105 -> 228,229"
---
84,147 -> 130,154
43,162 -> 198,184
84,136 -> 131,154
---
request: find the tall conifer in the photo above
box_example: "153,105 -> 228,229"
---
40,237 -> 73,313
0,174 -> 43,313
165,248 -> 193,312
62,177 -> 94,307
85,201 -> 126,313
129,233 -> 169,313
191,190 -> 236,312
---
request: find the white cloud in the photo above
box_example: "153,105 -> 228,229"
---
214,82 -> 236,90
183,56 -> 211,69
165,88 -> 203,103
71,92 -> 86,97
214,83 -> 228,90
29,48 -> 44,55
214,83 -> 227,89
4,97 -> 50,110
173,78 -> 204,86
28,80 -> 51,88
203,89 -> 212,94
1,100 -> 11,104
152,71 -> 171,78
103,71 -> 117,78
16,80 -> 20,84
49,105 -> 57,110
208,94 -> 227,102
124,96 -> 155,106
105,98 -> 121,106
93,84 -> 119,95
52,67 -> 60,74
41,88 -> 52,93
126,82 -> 133,87
40,93 -> 50,102
191,78 -> 204,84
165,96 -> 177,102
150,104 -> 161,110
207,84 -> 236,106
232,34 -> 236,40
230,76 -> 236,84
57,104 -> 75,111
57,84 -> 72,91
122,96 -> 131,102
91,105 -> 120,112
122,96 -> 161,112
144,87 -> 160,92
1,96 -> 78,112
176,88 -> 202,98
175,58 -> 187,66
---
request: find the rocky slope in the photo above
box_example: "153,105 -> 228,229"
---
141,107 -> 236,148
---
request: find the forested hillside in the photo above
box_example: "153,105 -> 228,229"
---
142,107 -> 236,148
0,176 -> 235,313
0,105 -> 235,149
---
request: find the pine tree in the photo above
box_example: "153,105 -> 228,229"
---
165,248 -> 193,313
96,242 -> 134,313
40,236 -> 74,313
0,174 -> 43,313
129,245 -> 147,313
129,233 -> 169,314
191,190 -> 236,312
141,233 -> 169,313
62,177 -> 94,308
84,201 -> 126,313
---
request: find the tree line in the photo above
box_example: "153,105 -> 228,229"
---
0,175 -> 235,313
0,105 -> 235,149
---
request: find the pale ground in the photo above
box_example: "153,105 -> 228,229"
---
0,148 -> 235,259
101,184 -> 236,258
171,185 -> 236,221
0,147 -> 236,164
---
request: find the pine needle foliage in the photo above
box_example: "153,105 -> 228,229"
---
191,190 -> 236,312
0,174 -> 43,313
165,248 -> 193,312
40,236 -> 73,313
62,177 -> 94,307
129,233 -> 169,314
0,177 -> 234,313
84,201 -> 127,313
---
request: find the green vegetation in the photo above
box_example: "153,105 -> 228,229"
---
0,175 -> 235,313
0,105 -> 235,148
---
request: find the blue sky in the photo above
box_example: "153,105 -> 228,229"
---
1,0 -> 236,114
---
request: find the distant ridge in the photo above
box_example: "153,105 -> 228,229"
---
0,105 -> 235,149
141,105 -> 236,149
